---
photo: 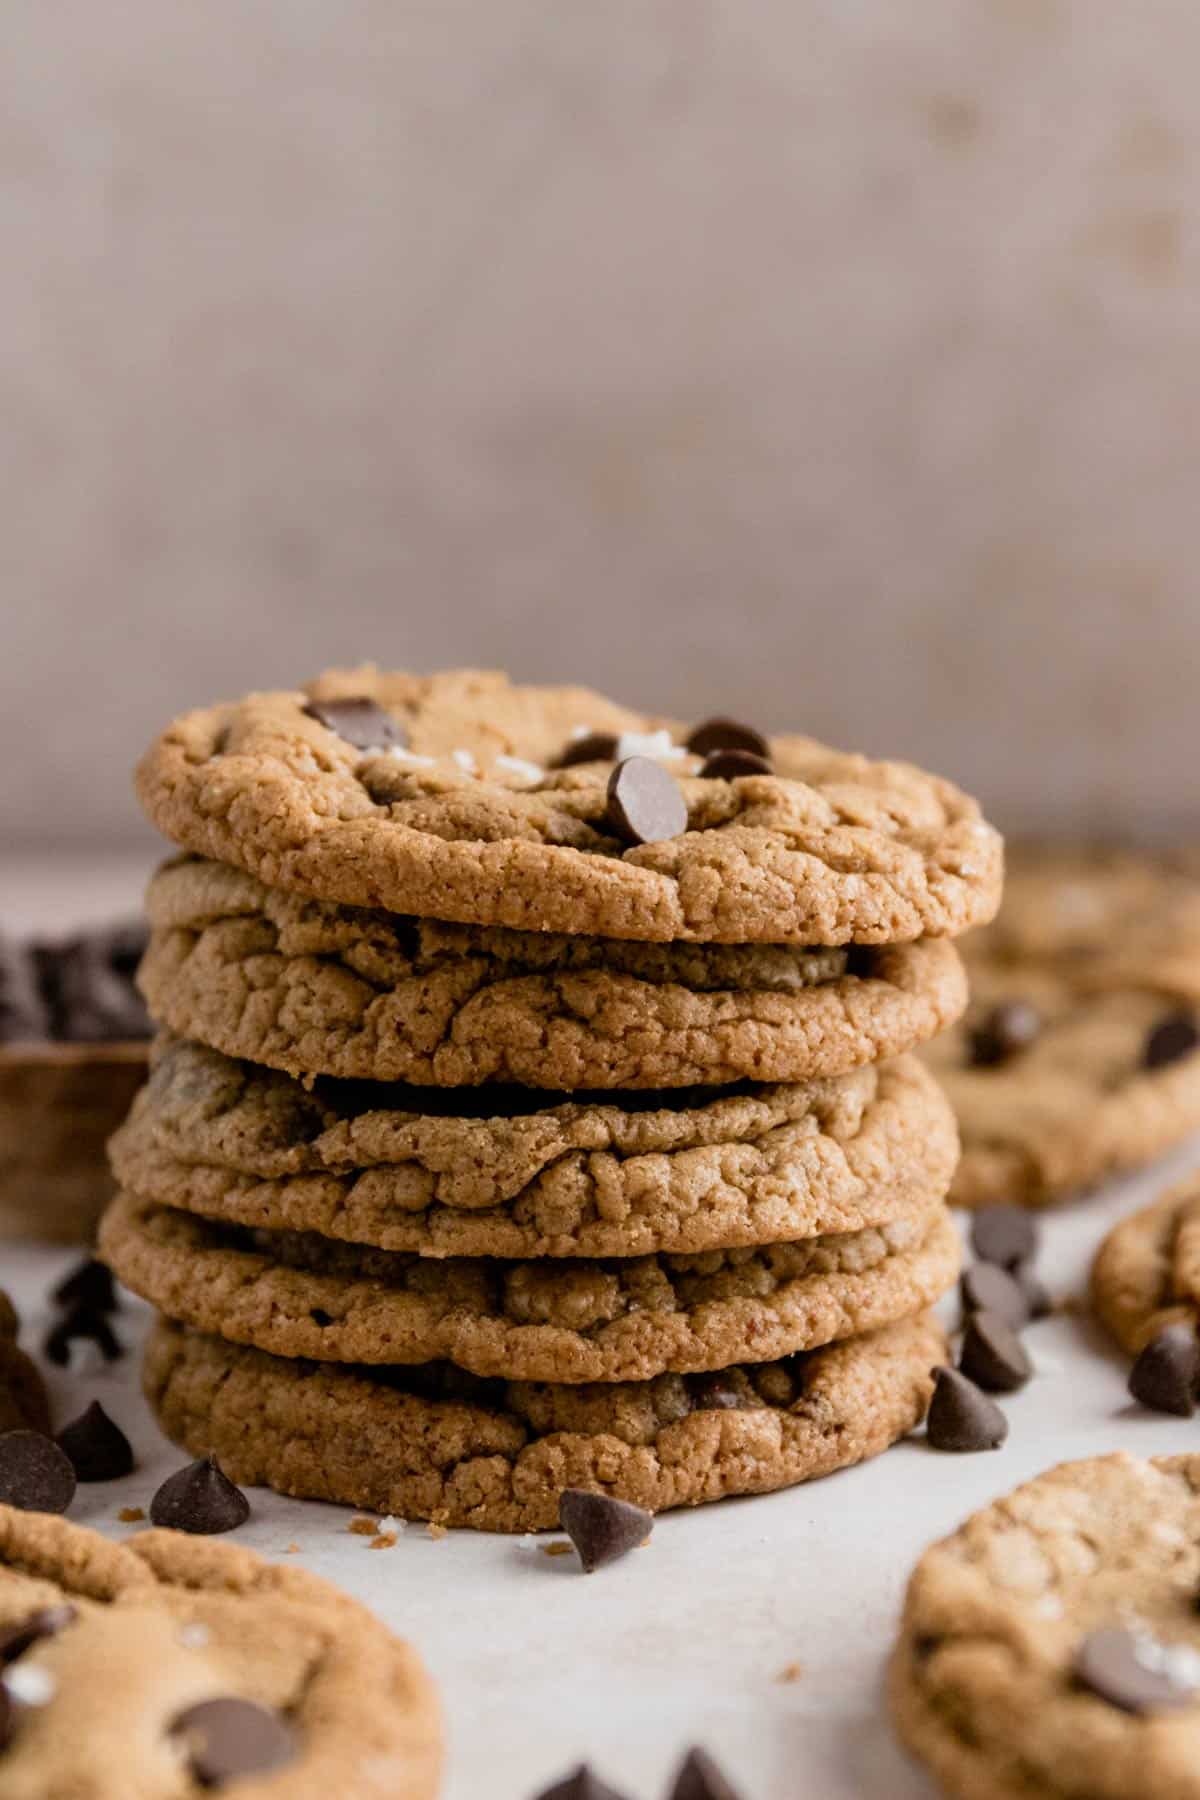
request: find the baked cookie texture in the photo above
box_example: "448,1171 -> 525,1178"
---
0,1505 -> 441,1797
1090,1178 -> 1200,1356
110,1037 -> 959,1260
926,845 -> 1200,1208
890,1452 -> 1200,1800
138,857 -> 968,1088
144,1312 -> 945,1531
0,1290 -> 49,1435
134,669 -> 1002,946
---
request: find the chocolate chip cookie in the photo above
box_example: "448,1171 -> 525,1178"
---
110,1036 -> 959,1260
145,1311 -> 946,1531
137,857 -> 968,1088
134,670 -> 1002,946
100,1189 -> 959,1384
0,1504 -> 440,1796
890,1451 -> 1200,1800
1090,1178 -> 1200,1359
0,1294 -> 48,1437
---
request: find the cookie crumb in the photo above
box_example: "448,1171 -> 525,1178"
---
776,1661 -> 804,1683
426,1522 -> 447,1541
117,1506 -> 145,1523
541,1540 -> 573,1557
369,1532 -> 398,1550
283,1542 -> 301,1555
348,1516 -> 378,1537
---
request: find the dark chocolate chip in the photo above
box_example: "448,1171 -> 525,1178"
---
558,1490 -> 653,1573
552,732 -> 619,769
150,1456 -> 249,1535
605,758 -> 688,847
968,1001 -> 1041,1068
668,1747 -> 745,1800
169,1697 -> 296,1787
685,717 -> 770,760
533,1765 -> 631,1800
1128,1323 -> 1200,1417
1075,1626 -> 1199,1714
1144,1010 -> 1200,1071
925,1367 -> 1008,1452
960,1263 -> 1030,1331
698,749 -> 772,780
57,1402 -> 135,1482
43,1306 -> 122,1368
52,1259 -> 118,1316
0,932 -> 48,1042
0,1605 -> 77,1668
685,1372 -> 744,1411
303,696 -> 407,753
0,1431 -> 77,1514
969,1205 -> 1038,1272
959,1311 -> 1034,1393
34,924 -> 152,1044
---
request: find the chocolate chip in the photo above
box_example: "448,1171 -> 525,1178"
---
925,1367 -> 1008,1452
1075,1626 -> 1200,1714
1128,1323 -> 1200,1417
668,1747 -> 744,1800
303,696 -> 406,753
43,1306 -> 122,1368
685,1372 -> 744,1411
52,1259 -> 118,1316
0,1606 -> 77,1668
57,1402 -> 135,1482
150,1456 -> 249,1535
533,1765 -> 631,1800
685,717 -> 770,760
969,1205 -> 1038,1272
169,1697 -> 296,1787
960,1264 -> 1030,1331
959,1311 -> 1034,1394
605,758 -> 688,847
35,923 -> 152,1043
558,1490 -> 653,1573
0,1431 -> 77,1513
698,749 -> 772,780
552,731 -> 619,769
968,1001 -> 1041,1068
1144,1010 -> 1200,1071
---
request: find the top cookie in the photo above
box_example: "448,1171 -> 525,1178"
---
135,669 -> 1002,945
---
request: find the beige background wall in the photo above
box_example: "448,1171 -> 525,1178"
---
4,0 -> 1200,850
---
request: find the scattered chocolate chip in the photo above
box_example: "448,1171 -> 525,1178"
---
668,1747 -> 744,1800
959,1311 -> 1034,1394
1143,1010 -> 1200,1071
169,1697 -> 296,1787
968,1001 -> 1041,1068
0,1606 -> 77,1668
0,1431 -> 77,1514
685,718 -> 770,760
303,696 -> 406,753
43,1306 -> 122,1368
558,1490 -> 653,1573
1075,1626 -> 1200,1714
533,1765 -> 631,1800
150,1456 -> 249,1535
553,732 -> 619,769
57,1402 -> 135,1482
960,1264 -> 1030,1331
52,1258 -> 118,1316
698,749 -> 772,780
925,1367 -> 1008,1452
1128,1323 -> 1200,1417
969,1205 -> 1038,1272
685,1372 -> 744,1411
605,758 -> 688,847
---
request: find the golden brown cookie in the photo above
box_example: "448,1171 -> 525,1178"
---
890,1452 -> 1200,1800
145,1312 -> 945,1531
0,1505 -> 440,1797
100,1189 -> 959,1384
134,669 -> 1002,946
110,1036 -> 959,1261
925,846 -> 1200,1208
137,858 -> 968,1089
1090,1178 -> 1200,1357
0,1292 -> 49,1436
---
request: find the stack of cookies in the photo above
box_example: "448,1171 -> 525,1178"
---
102,670 -> 1002,1531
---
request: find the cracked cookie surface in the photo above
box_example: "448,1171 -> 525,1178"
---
925,846 -> 1200,1208
134,669 -> 1002,946
1090,1178 -> 1200,1356
138,857 -> 968,1088
100,1190 -> 958,1383
145,1312 -> 945,1531
111,1036 -> 959,1260
0,1505 -> 441,1798
0,1289 -> 48,1435
890,1452 -> 1200,1800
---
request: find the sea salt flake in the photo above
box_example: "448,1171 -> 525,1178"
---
387,746 -> 436,767
5,1665 -> 56,1706
614,729 -> 686,763
1134,1633 -> 1200,1691
451,749 -> 477,773
494,755 -> 543,783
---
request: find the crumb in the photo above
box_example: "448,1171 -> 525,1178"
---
541,1541 -> 573,1557
283,1542 -> 301,1555
348,1516 -> 379,1537
776,1661 -> 804,1684
369,1532 -> 398,1550
426,1522 -> 447,1541
117,1507 -> 145,1523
